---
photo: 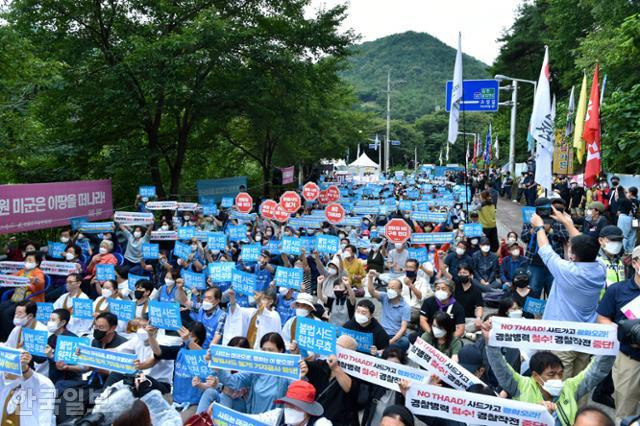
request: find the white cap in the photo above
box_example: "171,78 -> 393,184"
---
295,292 -> 315,309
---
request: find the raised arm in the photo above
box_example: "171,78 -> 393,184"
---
366,270 -> 380,300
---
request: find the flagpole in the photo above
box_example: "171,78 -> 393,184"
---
462,86 -> 469,219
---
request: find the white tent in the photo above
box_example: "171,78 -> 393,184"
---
347,153 -> 380,182
348,153 -> 378,170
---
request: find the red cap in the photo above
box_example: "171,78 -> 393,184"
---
275,380 -> 324,416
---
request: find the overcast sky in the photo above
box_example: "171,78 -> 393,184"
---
307,0 -> 524,64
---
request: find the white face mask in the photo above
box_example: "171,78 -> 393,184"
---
507,238 -> 516,245
327,266 -> 338,276
296,308 -> 310,317
201,301 -> 214,311
278,287 -> 289,296
64,252 -> 76,261
47,320 -> 60,333
165,278 -> 175,287
99,247 -> 108,255
60,236 -> 70,243
161,225 -> 170,231
387,289 -> 399,300
471,239 -> 478,245
455,247 -> 465,256
136,328 -> 149,342
284,407 -> 306,425
255,235 -> 262,242
432,326 -> 447,338
101,289 -> 113,299
542,379 -> 564,397
511,249 -> 520,257
394,243 -> 403,250
605,241 -> 623,255
133,231 -> 142,239
480,245 -> 491,253
355,313 -> 369,325
13,317 -> 28,327
435,290 -> 449,301
24,262 -> 36,270
343,251 -> 352,259
508,310 -> 523,318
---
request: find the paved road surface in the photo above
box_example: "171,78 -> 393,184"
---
497,196 -> 524,237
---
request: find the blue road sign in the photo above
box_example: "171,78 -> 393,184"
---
390,140 -> 401,146
445,79 -> 499,112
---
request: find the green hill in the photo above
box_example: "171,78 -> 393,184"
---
342,31 -> 490,121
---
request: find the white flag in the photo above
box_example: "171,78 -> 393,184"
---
494,135 -> 499,160
532,46 -> 554,192
447,32 -> 463,144
446,142 -> 450,161
438,149 -> 443,165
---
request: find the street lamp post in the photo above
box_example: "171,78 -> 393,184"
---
494,74 -> 537,177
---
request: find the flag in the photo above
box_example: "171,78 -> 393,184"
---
531,46 -> 554,192
374,134 -> 379,151
445,142 -> 450,162
483,123 -> 492,164
583,64 -> 601,187
573,73 -> 588,163
438,148 -> 443,165
447,32 -> 463,144
494,135 -> 499,160
565,86 -> 575,138
472,134 -> 478,165
600,74 -> 607,105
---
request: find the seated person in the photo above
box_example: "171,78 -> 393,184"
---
419,278 -> 465,338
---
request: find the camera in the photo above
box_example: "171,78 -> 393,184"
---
536,205 -> 552,219
618,319 -> 640,346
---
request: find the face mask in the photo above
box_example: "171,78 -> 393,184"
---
333,290 -> 345,299
93,329 -> 107,341
542,379 -> 564,397
99,247 -> 108,255
161,225 -> 170,231
255,235 -> 262,242
133,231 -> 142,239
101,289 -> 113,298
387,289 -> 399,299
458,275 -> 470,284
355,313 -> 369,325
24,262 -> 36,270
480,245 -> 490,253
514,278 -> 529,288
508,310 -> 523,318
134,290 -> 145,300
394,243 -> 403,250
507,238 -> 516,245
136,328 -> 149,342
455,247 -> 465,256
47,321 -> 60,333
605,241 -> 623,255
183,216 -> 191,221
284,407 -> 306,425
340,243 -> 347,250
432,326 -> 447,338
328,266 -> 338,276
405,270 -> 417,279
435,290 -> 449,301
191,244 -> 198,252
211,249 -> 220,255
64,252 -> 76,261
511,249 -> 521,257
296,308 -> 309,317
165,277 -> 175,286
60,236 -> 70,243
278,286 -> 289,296
343,251 -> 352,259
13,317 -> 27,327
471,239 -> 478,245
202,301 -> 214,311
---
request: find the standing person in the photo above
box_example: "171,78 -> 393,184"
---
530,209 -> 606,379
118,224 -> 152,267
524,171 -> 537,206
478,191 -> 499,252
597,245 -> 640,423
617,187 -> 637,254
568,181 -> 585,217
582,201 -> 609,238
502,171 -> 514,200
597,226 -> 626,291
366,271 -> 411,350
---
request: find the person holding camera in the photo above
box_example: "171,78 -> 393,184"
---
597,244 -> 640,423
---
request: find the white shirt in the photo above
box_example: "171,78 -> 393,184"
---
223,305 -> 281,348
114,335 -> 174,383
5,321 -> 50,376
387,249 -> 408,273
53,292 -> 93,336
281,315 -> 321,351
399,275 -> 432,309
0,370 -> 56,426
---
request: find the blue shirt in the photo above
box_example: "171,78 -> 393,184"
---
378,291 -> 411,336
216,369 -> 291,414
276,293 -> 297,325
190,306 -> 226,349
539,244 -> 606,322
597,278 -> 640,360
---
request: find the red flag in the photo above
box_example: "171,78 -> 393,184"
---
472,134 -> 478,165
583,64 -> 601,187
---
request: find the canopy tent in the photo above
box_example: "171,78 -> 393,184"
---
348,153 -> 378,170
347,153 -> 380,182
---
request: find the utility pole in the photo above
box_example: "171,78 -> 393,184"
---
376,134 -> 382,171
509,80 -> 518,176
385,69 -> 391,173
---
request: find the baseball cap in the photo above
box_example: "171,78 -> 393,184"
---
275,381 -> 324,416
458,344 -> 484,374
588,201 -> 605,213
513,267 -> 530,279
600,225 -> 623,241
534,197 -> 551,207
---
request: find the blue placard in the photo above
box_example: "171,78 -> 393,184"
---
55,336 -> 91,365
202,204 -> 219,216
182,269 -> 207,290
410,211 -> 447,223
196,176 -> 247,203
177,226 -> 196,240
173,240 -> 192,261
288,218 -> 322,229
76,238 -> 91,254
209,262 -> 234,283
522,207 -> 536,224
208,345 -> 301,380
275,266 -> 303,290
221,197 -> 234,208
70,216 -> 88,231
445,79 -> 499,112
96,264 -> 115,281
281,236 -> 302,255
207,232 -> 227,251
178,349 -> 211,380
398,200 -> 413,211
408,247 -> 428,264
411,232 -> 454,245
301,236 -> 315,252
78,221 -> 115,233
339,327 -> 373,353
241,243 -> 262,263
48,241 -> 66,259
108,298 -> 136,322
22,328 -> 48,357
463,223 -> 484,238
0,346 -> 23,375
141,243 -> 159,260
231,270 -> 256,296
139,186 -> 157,198
524,297 -> 547,316
72,298 -> 94,320
295,316 -> 336,356
36,302 -> 54,323
77,344 -> 137,375
212,403 -> 269,426
265,239 -> 281,255
315,234 -> 340,254
339,216 -> 362,227
230,211 -> 258,222
227,224 -> 247,242
149,301 -> 183,331
127,273 -> 146,291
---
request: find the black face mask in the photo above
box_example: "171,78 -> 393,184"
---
514,278 -> 529,288
458,275 -> 470,284
405,270 -> 417,279
134,290 -> 145,300
334,290 -> 345,299
93,329 -> 107,341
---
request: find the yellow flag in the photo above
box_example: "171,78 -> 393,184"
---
572,73 -> 588,163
